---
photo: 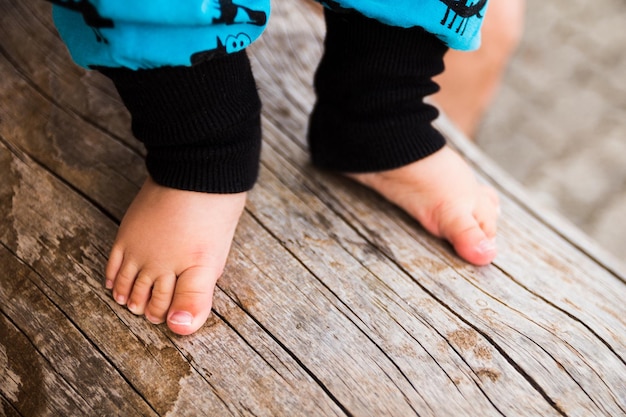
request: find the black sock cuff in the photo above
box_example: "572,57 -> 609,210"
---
308,9 -> 449,172
98,51 -> 261,193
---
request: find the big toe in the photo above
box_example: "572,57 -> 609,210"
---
166,266 -> 218,335
440,210 -> 497,266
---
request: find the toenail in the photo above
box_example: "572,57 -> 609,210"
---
169,311 -> 193,326
105,280 -> 113,289
127,302 -> 138,313
477,238 -> 497,254
145,314 -> 162,324
115,294 -> 126,305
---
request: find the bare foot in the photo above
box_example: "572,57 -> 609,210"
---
105,177 -> 246,335
348,146 -> 499,265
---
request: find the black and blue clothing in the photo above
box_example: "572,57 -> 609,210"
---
49,0 -> 489,192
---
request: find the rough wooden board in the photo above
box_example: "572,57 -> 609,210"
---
253,121 -> 626,416
0,0 -> 625,416
0,387 -> 22,417
250,2 -> 626,415
0,1 -> 135,145
243,153 -> 561,416
0,250 -> 157,417
0,36 -> 143,221
0,139 -> 346,416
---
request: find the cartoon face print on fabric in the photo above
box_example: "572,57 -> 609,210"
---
225,33 -> 252,52
190,33 -> 251,64
191,0 -> 267,64
51,0 -> 270,68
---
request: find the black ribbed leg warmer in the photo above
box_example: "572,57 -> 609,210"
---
98,51 -> 261,193
308,9 -> 449,173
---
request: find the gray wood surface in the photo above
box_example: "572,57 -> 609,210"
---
1,1 -> 625,416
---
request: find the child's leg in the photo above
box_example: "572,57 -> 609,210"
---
100,52 -> 262,335
433,0 -> 526,137
52,2 -> 268,335
309,10 -> 499,265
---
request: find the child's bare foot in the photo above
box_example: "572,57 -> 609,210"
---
105,177 -> 246,335
347,146 -> 500,265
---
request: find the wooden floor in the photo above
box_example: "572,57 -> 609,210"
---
1,2 -> 625,416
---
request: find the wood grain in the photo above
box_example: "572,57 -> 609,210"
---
1,1 -> 625,416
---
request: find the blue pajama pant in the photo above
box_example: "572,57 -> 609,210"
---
52,0 -> 489,70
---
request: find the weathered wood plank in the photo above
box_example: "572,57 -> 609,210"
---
0,250 -> 157,417
0,34 -> 143,221
240,159 -> 561,416
248,2 -> 626,415
0,140 -> 222,416
1,0 -> 625,416
253,120 -> 626,416
0,138 -> 347,416
0,1 -> 134,144
0,383 -> 22,417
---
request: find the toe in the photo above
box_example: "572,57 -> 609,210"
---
166,266 -> 218,336
439,209 -> 497,266
144,273 -> 176,324
474,188 -> 500,240
126,271 -> 158,316
105,247 -> 124,290
112,259 -> 139,306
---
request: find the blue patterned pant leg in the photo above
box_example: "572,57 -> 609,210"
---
52,1 -> 486,70
318,0 -> 489,51
52,0 -> 271,69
